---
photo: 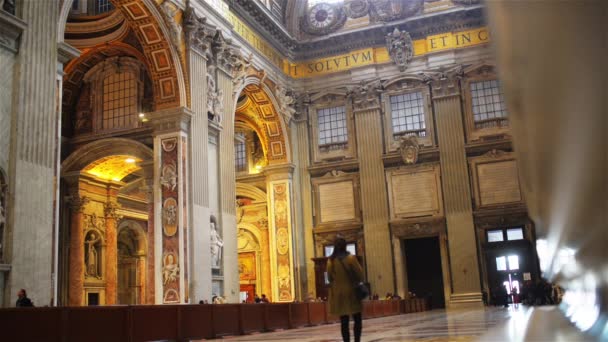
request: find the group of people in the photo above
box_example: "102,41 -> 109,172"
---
252,294 -> 270,303
488,278 -> 563,308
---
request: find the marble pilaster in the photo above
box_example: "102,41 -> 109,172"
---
187,28 -> 213,303
430,73 -> 482,307
5,0 -> 59,308
265,165 -> 296,302
351,81 -> 394,296
103,198 -> 121,305
292,116 -> 315,299
66,184 -> 89,306
140,161 -> 155,304
148,107 -> 192,304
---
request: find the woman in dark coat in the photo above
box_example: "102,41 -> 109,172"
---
327,237 -> 364,342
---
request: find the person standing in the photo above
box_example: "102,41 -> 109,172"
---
327,237 -> 364,342
16,289 -> 33,307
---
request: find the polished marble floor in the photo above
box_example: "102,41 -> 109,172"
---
220,306 -> 516,342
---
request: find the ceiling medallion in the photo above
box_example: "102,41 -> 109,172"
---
344,0 -> 369,19
301,2 -> 347,36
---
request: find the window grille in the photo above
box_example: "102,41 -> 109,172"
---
102,72 -> 138,130
470,80 -> 508,129
235,138 -> 247,172
318,106 -> 347,147
390,92 -> 426,138
97,0 -> 114,14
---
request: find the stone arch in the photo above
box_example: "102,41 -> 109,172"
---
234,75 -> 291,165
117,219 -> 147,255
62,137 -> 153,174
117,219 -> 148,304
236,183 -> 267,203
58,0 -> 188,109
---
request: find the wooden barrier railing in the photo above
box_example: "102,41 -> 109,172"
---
0,299 -> 429,341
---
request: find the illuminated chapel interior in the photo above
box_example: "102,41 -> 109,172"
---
0,0 -> 605,339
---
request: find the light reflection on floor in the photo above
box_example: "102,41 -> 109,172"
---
218,306 -> 519,341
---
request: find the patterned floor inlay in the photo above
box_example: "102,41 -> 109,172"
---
216,306 -> 521,341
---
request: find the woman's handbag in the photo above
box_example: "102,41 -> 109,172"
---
337,257 -> 369,300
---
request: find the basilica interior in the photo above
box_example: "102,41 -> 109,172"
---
0,0 -> 605,340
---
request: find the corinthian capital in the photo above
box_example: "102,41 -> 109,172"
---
104,201 -> 122,220
184,7 -> 216,57
66,194 -> 89,213
423,65 -> 464,98
349,79 -> 382,112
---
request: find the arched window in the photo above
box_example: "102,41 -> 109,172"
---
96,0 -> 114,14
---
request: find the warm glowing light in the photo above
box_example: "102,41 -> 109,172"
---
255,165 -> 262,170
138,113 -> 145,118
83,155 -> 142,181
141,118 -> 149,122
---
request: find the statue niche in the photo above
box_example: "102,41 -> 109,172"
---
84,230 -> 102,279
210,217 -> 224,269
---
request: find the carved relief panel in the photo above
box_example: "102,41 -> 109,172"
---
312,171 -> 362,230
386,163 -> 443,221
469,150 -> 523,209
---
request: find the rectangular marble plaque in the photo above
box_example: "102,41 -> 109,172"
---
477,160 -> 522,206
390,169 -> 439,217
318,181 -> 356,223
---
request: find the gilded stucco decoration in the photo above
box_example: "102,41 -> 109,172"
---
386,28 -> 413,72
270,182 -> 294,302
236,84 -> 290,164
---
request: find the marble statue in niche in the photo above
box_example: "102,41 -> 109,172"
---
210,219 -> 223,268
162,252 -> 179,285
85,231 -> 102,278
212,90 -> 224,123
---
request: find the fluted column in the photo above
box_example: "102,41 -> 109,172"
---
66,184 -> 89,306
430,73 -> 482,307
185,8 -> 216,303
104,197 -> 121,305
5,0 -> 59,307
216,67 -> 239,302
148,107 -> 192,304
352,82 -> 394,295
292,114 -> 316,298
392,237 -> 407,298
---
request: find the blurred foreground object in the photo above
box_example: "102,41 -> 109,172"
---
485,0 -> 606,339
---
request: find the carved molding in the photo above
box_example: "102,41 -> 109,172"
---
386,28 -> 413,72
0,8 -> 26,53
349,79 -> 382,112
184,7 -> 217,58
66,194 -> 90,213
104,202 -> 123,220
390,217 -> 445,238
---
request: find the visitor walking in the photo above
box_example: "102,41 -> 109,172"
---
327,237 -> 364,342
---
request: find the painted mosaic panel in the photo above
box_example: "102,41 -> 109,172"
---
161,137 -> 180,303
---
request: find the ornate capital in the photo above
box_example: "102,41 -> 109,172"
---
386,28 -> 413,72
66,194 -> 89,213
232,52 -> 252,96
424,65 -> 464,98
349,79 -> 382,112
184,7 -> 215,58
104,202 -> 122,220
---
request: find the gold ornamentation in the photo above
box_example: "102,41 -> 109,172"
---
276,228 -> 289,255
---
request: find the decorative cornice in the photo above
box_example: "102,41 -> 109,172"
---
57,41 -> 81,65
0,9 -> 26,53
390,216 -> 445,238
146,106 -> 193,134
184,6 -> 216,58
425,65 -> 464,98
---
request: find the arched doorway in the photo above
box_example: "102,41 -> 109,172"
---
60,138 -> 153,306
117,220 -> 147,304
